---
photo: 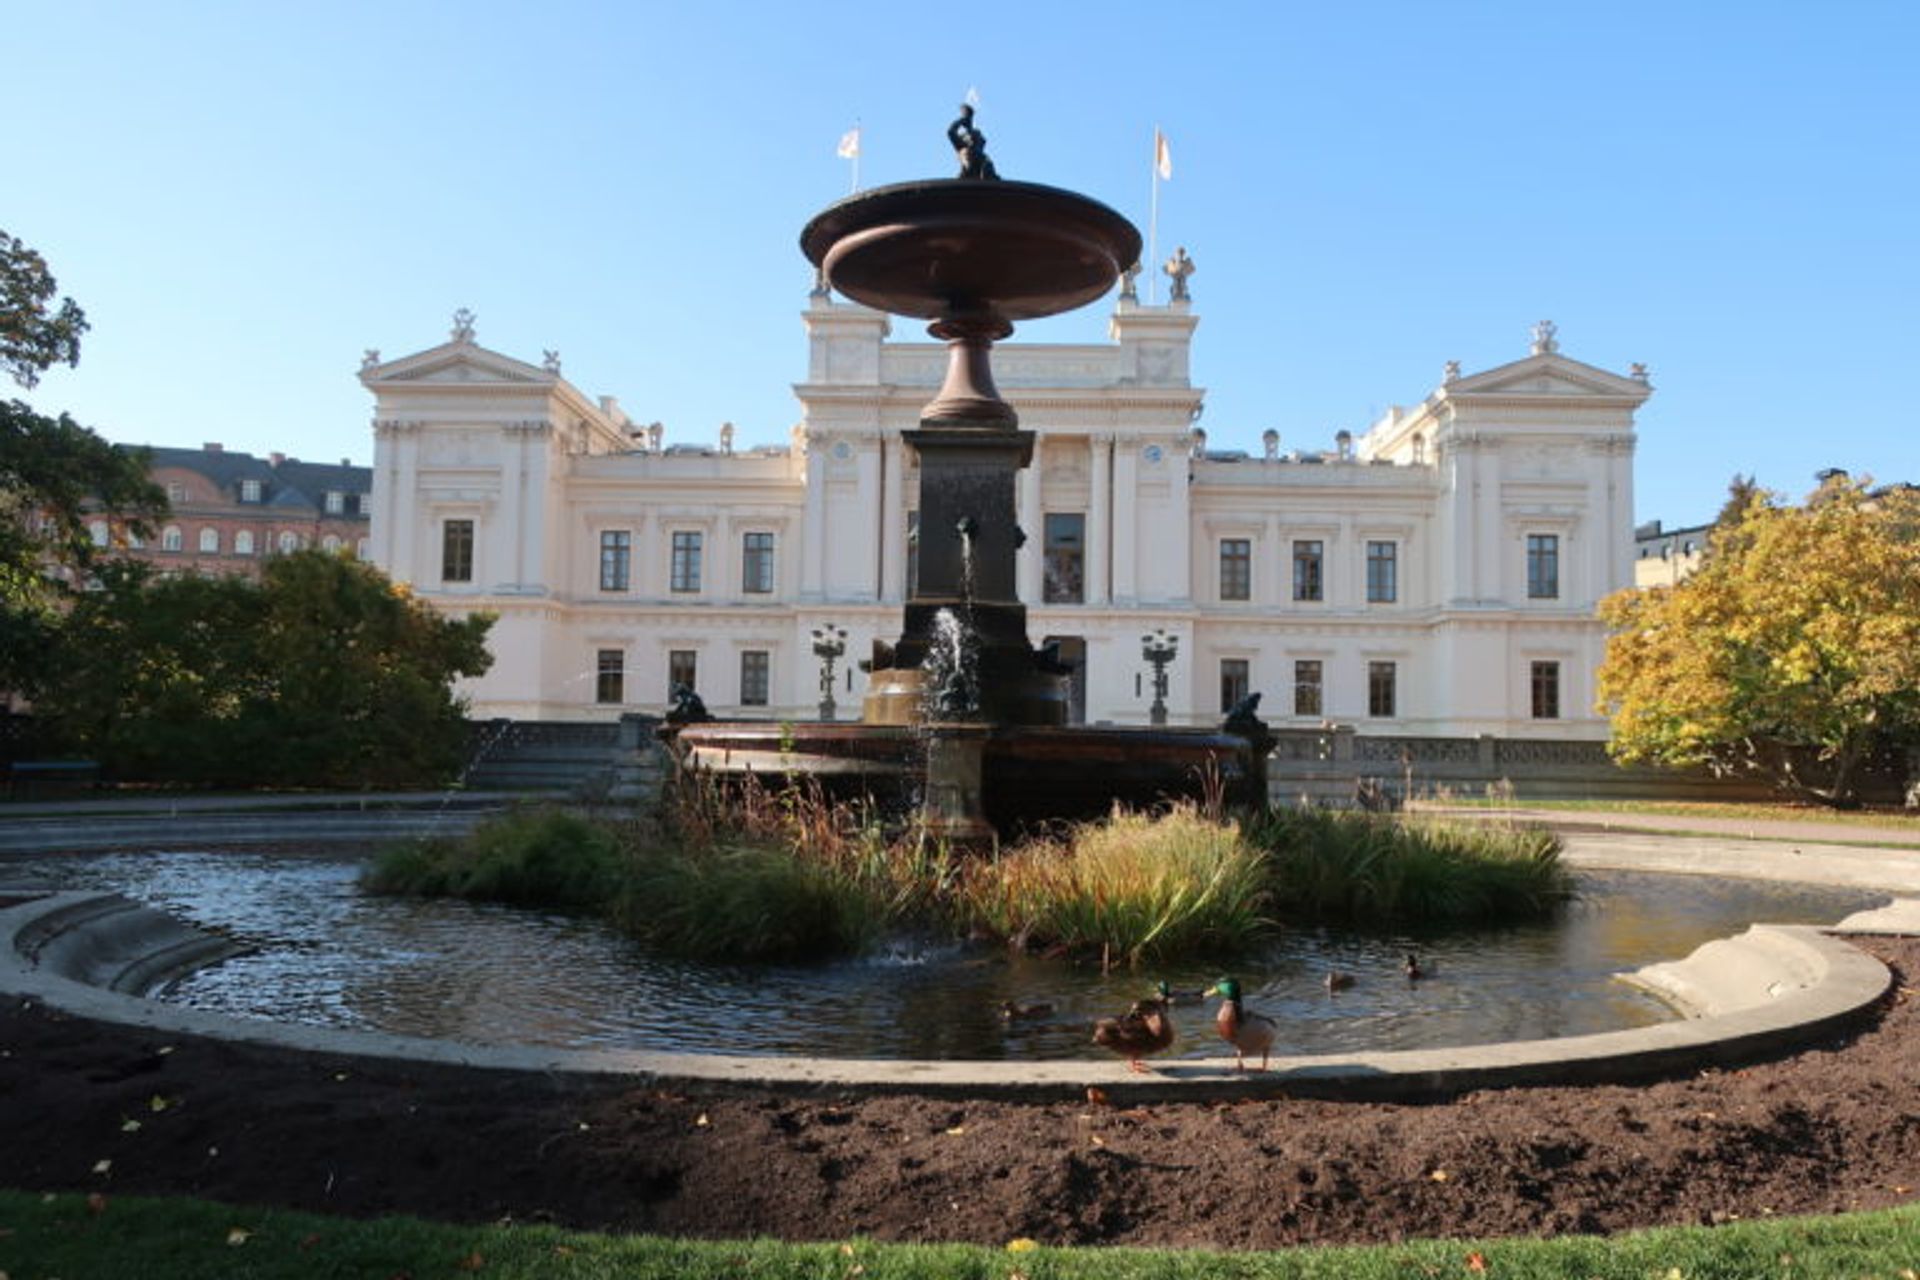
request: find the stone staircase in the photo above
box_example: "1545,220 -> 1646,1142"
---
459,720 -> 627,795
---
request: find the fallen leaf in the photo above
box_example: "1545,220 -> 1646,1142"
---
1893,1184 -> 1913,1194
1465,1250 -> 1486,1272
552,1244 -> 575,1257
91,1158 -> 112,1175
333,1072 -> 351,1082
147,1095 -> 173,1113
694,1113 -> 710,1128
1429,1169 -> 1450,1182
839,1244 -> 855,1257
1007,1238 -> 1039,1252
945,1126 -> 967,1136
455,1250 -> 485,1271
156,1045 -> 174,1056
226,1227 -> 252,1246
1085,1087 -> 1110,1107
120,1119 -> 142,1133
85,1192 -> 107,1215
1090,1134 -> 1106,1147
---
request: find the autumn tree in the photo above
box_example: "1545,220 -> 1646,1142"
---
39,551 -> 494,788
1596,477 -> 1920,806
1,229 -> 165,700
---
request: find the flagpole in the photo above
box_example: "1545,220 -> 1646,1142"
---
851,119 -> 861,194
1147,126 -> 1162,304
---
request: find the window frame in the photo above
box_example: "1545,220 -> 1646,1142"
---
1367,660 -> 1397,718
667,648 -> 698,698
441,519 -> 474,582
1365,540 -> 1398,603
1292,540 -> 1324,602
1293,658 -> 1323,717
669,530 -> 703,593
1043,512 -> 1086,604
740,649 -> 771,706
1219,657 -> 1250,714
599,529 -> 632,592
1530,660 -> 1561,719
1526,533 -> 1560,600
595,649 -> 625,705
741,531 -> 776,594
1219,538 -> 1252,602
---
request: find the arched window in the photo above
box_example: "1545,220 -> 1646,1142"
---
199,527 -> 220,554
277,531 -> 300,554
234,530 -> 255,556
89,521 -> 109,548
161,526 -> 183,552
321,534 -> 342,553
356,537 -> 370,560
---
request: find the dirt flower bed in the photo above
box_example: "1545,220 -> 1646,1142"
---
3,939 -> 1917,1249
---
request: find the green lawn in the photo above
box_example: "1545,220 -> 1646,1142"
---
2,1190 -> 1916,1279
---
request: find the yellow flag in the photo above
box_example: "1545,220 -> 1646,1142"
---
837,126 -> 861,159
1154,129 -> 1172,180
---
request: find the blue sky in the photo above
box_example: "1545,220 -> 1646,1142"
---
13,1 -> 1916,527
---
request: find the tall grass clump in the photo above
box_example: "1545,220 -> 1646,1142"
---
606,773 -> 962,962
363,807 -> 627,909
1250,806 -> 1572,924
960,805 -> 1271,967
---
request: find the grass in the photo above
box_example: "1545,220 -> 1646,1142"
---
1251,806 -> 1574,925
2,1190 -> 1917,1279
365,790 -> 1572,965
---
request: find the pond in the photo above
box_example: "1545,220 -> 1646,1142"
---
2,847 -> 1888,1061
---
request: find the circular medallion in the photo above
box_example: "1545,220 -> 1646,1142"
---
1143,444 -> 1164,464
831,440 -> 853,461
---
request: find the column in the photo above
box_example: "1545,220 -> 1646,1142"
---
1017,459 -> 1043,603
880,432 -> 906,602
1111,439 -> 1138,603
801,435 -> 826,600
1088,433 -> 1112,605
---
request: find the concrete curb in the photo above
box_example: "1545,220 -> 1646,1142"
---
2,887 -> 1908,1102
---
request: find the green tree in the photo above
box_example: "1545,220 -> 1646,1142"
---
40,552 -> 494,788
1597,477 -> 1920,806
1,230 -> 165,700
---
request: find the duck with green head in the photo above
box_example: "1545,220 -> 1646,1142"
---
1203,977 -> 1278,1072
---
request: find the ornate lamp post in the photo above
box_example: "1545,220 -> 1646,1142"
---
1141,629 -> 1178,727
811,624 -> 848,721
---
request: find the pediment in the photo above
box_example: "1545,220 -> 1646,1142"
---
1448,352 -> 1649,402
361,341 -> 554,387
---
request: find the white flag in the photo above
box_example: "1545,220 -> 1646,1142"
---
837,126 -> 861,159
1154,129 -> 1172,180
965,85 -> 981,108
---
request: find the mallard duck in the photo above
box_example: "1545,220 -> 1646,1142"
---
1204,977 -> 1278,1072
1323,970 -> 1356,993
1092,996 -> 1175,1073
1404,953 -> 1429,981
1000,1000 -> 1056,1021
1154,980 -> 1211,1005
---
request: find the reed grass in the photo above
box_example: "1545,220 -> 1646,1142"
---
362,808 -> 627,909
1250,805 -> 1572,924
959,805 -> 1273,966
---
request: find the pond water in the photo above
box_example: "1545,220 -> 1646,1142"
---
2,848 -> 1888,1060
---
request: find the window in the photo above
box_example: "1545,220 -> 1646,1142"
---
321,534 -> 342,553
1219,538 -> 1252,601
1043,513 -> 1085,604
1366,541 -> 1397,603
668,649 -> 698,697
234,530 -> 255,556
161,526 -> 183,552
442,519 -> 474,581
595,649 -> 624,704
166,482 -> 188,503
1292,540 -> 1324,602
198,527 -> 220,554
356,537 -> 370,560
599,530 -> 631,591
1219,658 -> 1250,713
277,530 -> 300,555
1293,659 -> 1323,717
1527,534 -> 1560,599
670,531 -> 702,592
324,491 -> 346,515
89,520 -> 109,548
742,532 -> 775,594
240,479 -> 262,503
1531,660 -> 1561,719
1368,661 -> 1397,717
740,650 -> 770,706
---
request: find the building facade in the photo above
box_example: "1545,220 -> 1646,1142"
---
363,295 -> 1649,737
89,444 -> 371,579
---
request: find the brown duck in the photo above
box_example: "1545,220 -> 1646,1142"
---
1092,995 -> 1175,1073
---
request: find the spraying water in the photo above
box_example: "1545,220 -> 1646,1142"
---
922,607 -> 981,721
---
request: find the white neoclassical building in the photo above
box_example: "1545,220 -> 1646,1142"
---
362,293 -> 1649,738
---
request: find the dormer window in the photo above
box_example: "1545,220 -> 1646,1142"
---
325,491 -> 346,515
240,479 -> 263,503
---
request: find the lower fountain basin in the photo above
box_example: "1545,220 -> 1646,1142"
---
666,720 -> 1263,833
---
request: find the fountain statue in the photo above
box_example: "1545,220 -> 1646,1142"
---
665,113 -> 1271,841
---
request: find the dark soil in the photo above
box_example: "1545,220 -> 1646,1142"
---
3,939 -> 1918,1250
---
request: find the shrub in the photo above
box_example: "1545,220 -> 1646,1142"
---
364,808 -> 627,909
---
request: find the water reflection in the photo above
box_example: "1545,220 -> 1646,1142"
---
1,850 -> 1887,1060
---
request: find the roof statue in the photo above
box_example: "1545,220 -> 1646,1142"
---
1531,319 -> 1559,355
1118,260 -> 1142,301
947,103 -> 1000,180
451,308 -> 476,344
1165,246 -> 1195,301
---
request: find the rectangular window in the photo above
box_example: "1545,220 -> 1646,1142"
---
740,650 -> 770,706
441,519 -> 474,582
595,649 -> 624,705
240,479 -> 262,503
1531,660 -> 1561,719
1293,659 -> 1323,718
668,649 -> 698,698
1366,541 -> 1398,603
1292,540 -> 1324,602
1219,538 -> 1252,602
670,531 -> 703,592
599,530 -> 631,591
1368,661 -> 1397,717
1043,513 -> 1085,604
1219,658 -> 1250,714
742,532 -> 775,594
1527,534 -> 1560,599
325,491 -> 345,515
